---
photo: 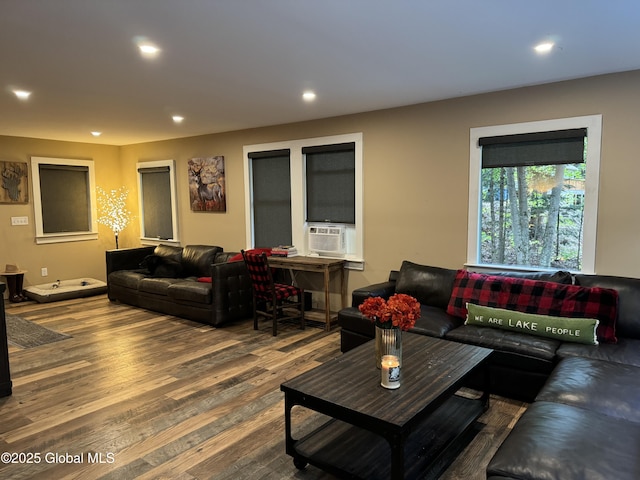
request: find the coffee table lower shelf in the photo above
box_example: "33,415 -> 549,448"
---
288,393 -> 486,480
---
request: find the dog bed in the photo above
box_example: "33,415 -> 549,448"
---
24,278 -> 107,303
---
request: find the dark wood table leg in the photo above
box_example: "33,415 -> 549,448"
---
284,393 -> 308,470
389,433 -> 406,480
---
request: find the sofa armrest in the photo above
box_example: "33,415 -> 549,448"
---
214,251 -> 240,263
106,246 -> 155,277
351,281 -> 397,307
210,260 -> 253,326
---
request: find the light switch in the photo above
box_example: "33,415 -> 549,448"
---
11,216 -> 29,226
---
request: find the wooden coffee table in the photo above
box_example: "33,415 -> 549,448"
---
280,333 -> 492,479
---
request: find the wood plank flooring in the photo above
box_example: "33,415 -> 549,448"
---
0,295 -> 527,479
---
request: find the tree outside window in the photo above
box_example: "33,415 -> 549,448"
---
480,160 -> 586,270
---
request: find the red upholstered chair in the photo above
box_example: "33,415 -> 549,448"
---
241,250 -> 305,336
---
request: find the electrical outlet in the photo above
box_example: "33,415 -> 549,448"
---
41,267 -> 48,277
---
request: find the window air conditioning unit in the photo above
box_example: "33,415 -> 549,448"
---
308,225 -> 345,256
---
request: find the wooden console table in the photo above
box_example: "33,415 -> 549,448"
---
268,256 -> 346,331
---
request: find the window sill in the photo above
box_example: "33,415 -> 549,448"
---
35,232 -> 99,244
140,237 -> 181,247
464,263 -> 585,275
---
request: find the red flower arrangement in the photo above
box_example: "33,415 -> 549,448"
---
358,293 -> 421,331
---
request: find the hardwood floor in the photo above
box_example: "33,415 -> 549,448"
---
0,295 -> 526,479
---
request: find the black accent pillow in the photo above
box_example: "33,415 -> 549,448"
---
140,255 -> 184,278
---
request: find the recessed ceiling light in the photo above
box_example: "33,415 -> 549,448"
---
134,37 -> 161,58
534,42 -> 554,54
139,44 -> 160,55
13,89 -> 32,100
91,131 -> 102,137
172,115 -> 184,123
302,91 -> 317,102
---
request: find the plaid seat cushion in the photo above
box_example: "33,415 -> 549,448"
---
268,283 -> 302,301
447,270 -> 619,344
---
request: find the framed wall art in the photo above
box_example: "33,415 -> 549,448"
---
188,156 -> 226,212
1,161 -> 29,204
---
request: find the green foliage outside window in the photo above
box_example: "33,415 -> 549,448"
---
480,162 -> 586,270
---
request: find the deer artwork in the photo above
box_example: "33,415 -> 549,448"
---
1,163 -> 26,202
188,157 -> 226,211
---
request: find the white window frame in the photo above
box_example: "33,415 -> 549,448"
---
468,115 -> 602,274
243,133 -> 364,269
136,159 -> 180,246
31,156 -> 98,244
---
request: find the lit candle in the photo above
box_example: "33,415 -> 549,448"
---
381,354 -> 401,389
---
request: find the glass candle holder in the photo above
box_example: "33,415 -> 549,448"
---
381,354 -> 401,389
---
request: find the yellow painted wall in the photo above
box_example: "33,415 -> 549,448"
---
0,137 -> 121,287
3,70 -> 640,299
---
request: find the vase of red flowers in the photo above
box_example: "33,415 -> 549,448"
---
359,293 -> 421,369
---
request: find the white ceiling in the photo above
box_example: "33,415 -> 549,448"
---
1,1 -> 639,146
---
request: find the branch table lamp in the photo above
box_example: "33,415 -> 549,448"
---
97,186 -> 132,249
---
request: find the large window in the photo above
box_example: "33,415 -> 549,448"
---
244,133 -> 363,267
31,156 -> 98,244
468,115 -> 602,273
137,160 -> 179,244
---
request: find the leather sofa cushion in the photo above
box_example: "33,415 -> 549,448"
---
537,357 -> 640,423
476,361 -> 552,402
489,269 -> 573,283
557,337 -> 640,367
154,244 -> 183,262
489,350 -> 556,374
181,245 -> 222,277
108,270 -> 145,290
139,277 -> 182,295
339,305 -> 462,339
446,324 -> 560,362
168,281 -> 212,304
575,274 -> 640,339
338,307 -> 374,337
395,261 -> 457,309
487,401 -> 640,480
410,305 -> 463,338
351,275 -> 398,307
214,251 -> 240,263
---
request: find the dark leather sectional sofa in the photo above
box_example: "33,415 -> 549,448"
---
487,356 -> 640,480
106,244 -> 253,326
339,260 -> 640,480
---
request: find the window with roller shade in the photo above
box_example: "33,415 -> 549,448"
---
244,133 -> 363,265
304,143 -> 355,224
468,115 -> 602,273
30,156 -> 98,244
248,149 -> 292,248
137,160 -> 179,243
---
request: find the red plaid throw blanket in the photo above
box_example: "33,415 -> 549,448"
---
447,270 -> 619,343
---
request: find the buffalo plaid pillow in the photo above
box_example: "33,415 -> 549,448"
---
447,270 -> 619,343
